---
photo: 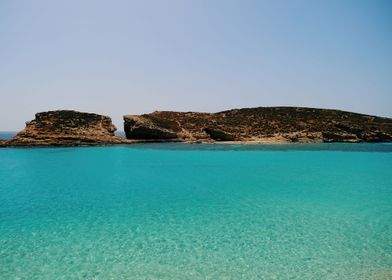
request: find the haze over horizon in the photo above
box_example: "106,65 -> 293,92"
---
1,0 -> 391,131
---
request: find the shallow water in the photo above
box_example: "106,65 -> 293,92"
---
0,144 -> 391,279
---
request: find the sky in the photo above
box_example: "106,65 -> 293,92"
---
0,0 -> 391,131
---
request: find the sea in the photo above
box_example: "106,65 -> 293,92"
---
0,140 -> 391,279
0,132 -> 17,140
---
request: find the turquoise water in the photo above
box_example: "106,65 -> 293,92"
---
0,144 -> 391,279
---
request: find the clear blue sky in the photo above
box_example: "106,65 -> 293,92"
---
0,0 -> 391,130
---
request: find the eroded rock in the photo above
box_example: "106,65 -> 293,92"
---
124,116 -> 178,140
123,107 -> 392,143
5,110 -> 129,146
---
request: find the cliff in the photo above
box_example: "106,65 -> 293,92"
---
5,110 -> 129,146
124,107 -> 392,143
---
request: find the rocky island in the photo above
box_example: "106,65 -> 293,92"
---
3,110 -> 129,146
2,107 -> 392,147
124,107 -> 392,143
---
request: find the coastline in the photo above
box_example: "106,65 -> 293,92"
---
2,138 -> 392,149
3,107 -> 392,147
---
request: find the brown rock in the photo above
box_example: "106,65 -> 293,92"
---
123,107 -> 392,143
0,140 -> 6,147
5,110 -> 129,146
124,116 -> 178,140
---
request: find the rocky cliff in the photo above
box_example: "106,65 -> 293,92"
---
124,107 -> 392,143
5,110 -> 128,146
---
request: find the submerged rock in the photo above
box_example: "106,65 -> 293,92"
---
123,107 -> 392,143
5,110 -> 129,146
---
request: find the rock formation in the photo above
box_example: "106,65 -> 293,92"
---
0,140 -> 6,147
5,110 -> 129,146
124,107 -> 392,143
2,107 -> 391,147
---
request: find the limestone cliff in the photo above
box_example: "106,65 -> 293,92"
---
6,110 -> 128,146
124,107 -> 392,143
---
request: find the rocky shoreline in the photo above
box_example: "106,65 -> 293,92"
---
2,111 -> 130,147
124,107 -> 392,143
1,107 -> 392,147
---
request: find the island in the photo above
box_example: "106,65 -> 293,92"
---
3,110 -> 130,146
1,107 -> 391,147
124,107 -> 392,143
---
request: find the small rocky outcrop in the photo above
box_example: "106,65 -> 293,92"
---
0,140 -> 7,147
5,110 -> 129,146
123,107 -> 392,143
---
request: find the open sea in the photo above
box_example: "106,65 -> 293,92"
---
0,142 -> 391,279
0,132 -> 17,140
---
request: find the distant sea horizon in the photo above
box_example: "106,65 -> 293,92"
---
0,131 -> 17,140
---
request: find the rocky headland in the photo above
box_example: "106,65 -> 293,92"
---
2,107 -> 392,147
3,110 -> 129,147
124,107 -> 392,143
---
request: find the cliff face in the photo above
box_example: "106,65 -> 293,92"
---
124,107 -> 392,143
6,110 -> 127,146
